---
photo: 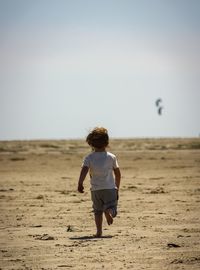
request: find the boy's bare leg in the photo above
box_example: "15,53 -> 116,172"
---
104,209 -> 113,225
94,213 -> 103,237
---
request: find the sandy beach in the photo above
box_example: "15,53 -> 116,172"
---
0,138 -> 200,270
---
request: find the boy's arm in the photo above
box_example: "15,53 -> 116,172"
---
78,166 -> 89,193
113,167 -> 121,190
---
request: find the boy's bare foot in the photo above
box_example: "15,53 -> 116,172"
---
93,232 -> 102,238
104,209 -> 113,225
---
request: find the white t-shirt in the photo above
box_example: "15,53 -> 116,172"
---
82,151 -> 119,191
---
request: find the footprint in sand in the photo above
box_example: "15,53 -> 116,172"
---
35,234 -> 55,240
167,243 -> 181,248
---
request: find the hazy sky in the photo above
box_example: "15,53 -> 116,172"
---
0,0 -> 200,140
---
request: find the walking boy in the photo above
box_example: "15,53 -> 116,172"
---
78,127 -> 121,237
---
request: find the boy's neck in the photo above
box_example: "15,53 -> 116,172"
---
94,147 -> 106,152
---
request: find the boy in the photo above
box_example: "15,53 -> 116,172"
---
78,127 -> 121,237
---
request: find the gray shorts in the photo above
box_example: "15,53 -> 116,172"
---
91,189 -> 118,216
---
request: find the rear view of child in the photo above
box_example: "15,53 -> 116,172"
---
78,127 -> 121,237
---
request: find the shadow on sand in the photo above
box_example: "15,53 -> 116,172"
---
69,235 -> 113,240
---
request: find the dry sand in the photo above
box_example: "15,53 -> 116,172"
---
0,138 -> 200,270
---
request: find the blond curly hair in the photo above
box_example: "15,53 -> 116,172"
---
86,127 -> 109,149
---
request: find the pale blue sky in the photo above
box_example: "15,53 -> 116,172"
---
0,0 -> 200,140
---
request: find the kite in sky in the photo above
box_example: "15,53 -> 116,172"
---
155,98 -> 164,115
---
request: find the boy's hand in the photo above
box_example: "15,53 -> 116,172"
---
77,166 -> 88,193
116,189 -> 119,200
78,183 -> 84,193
